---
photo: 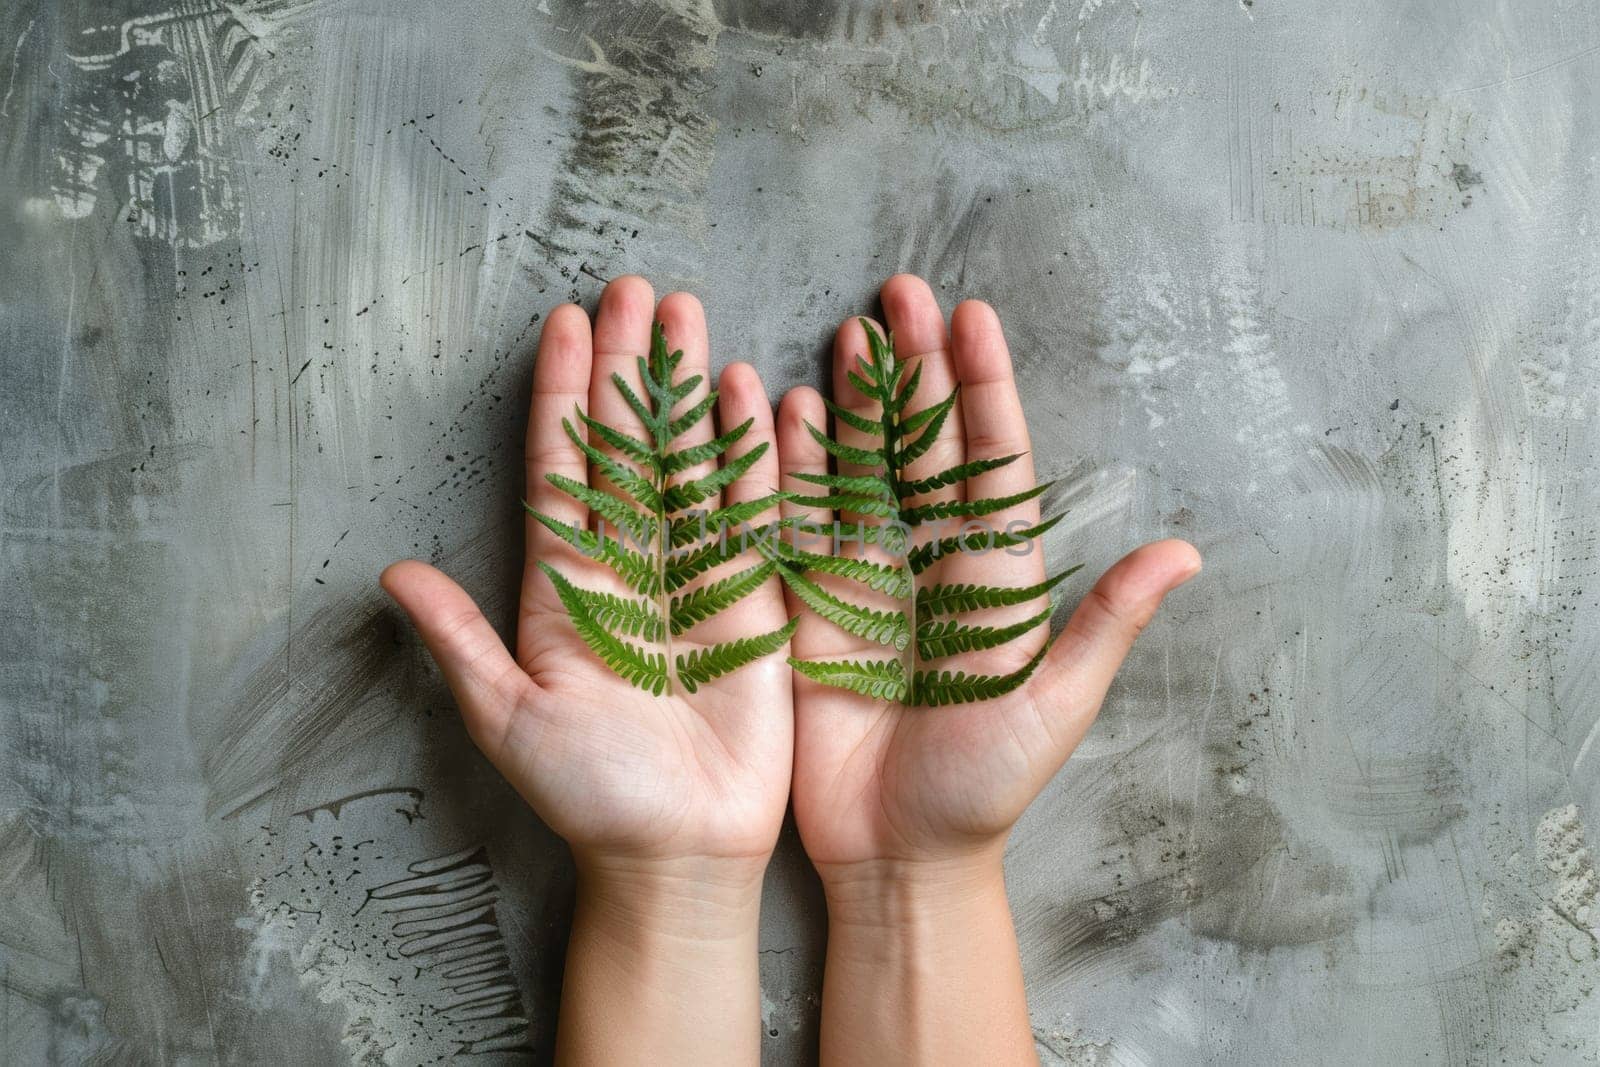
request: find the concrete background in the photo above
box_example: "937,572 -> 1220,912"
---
3,0 -> 1598,1062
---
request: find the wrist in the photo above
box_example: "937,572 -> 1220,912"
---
816,847 -> 1009,932
559,852 -> 770,1066
813,848 -> 1035,1065
574,850 -> 768,945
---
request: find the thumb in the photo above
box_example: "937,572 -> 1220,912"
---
380,559 -> 529,754
1032,539 -> 1201,749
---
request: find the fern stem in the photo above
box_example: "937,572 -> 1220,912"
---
864,322 -> 921,704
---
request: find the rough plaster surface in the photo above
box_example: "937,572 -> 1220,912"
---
2,0 -> 1598,1062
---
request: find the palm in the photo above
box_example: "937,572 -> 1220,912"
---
778,277 -> 1199,868
513,548 -> 791,860
384,278 -> 793,866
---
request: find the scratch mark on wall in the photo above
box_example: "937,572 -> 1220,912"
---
248,790 -> 531,1063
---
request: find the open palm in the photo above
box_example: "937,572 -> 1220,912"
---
382,277 -> 793,869
776,275 -> 1200,872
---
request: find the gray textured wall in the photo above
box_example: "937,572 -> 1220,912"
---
3,0 -> 1598,1062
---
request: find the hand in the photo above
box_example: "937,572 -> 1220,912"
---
382,276 -> 792,1065
777,275 -> 1199,1064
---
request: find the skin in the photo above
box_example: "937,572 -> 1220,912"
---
382,277 -> 792,1066
383,273 -> 1199,1065
778,275 -> 1200,1066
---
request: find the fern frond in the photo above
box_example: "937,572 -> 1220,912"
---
563,418 -> 662,511
763,543 -> 911,598
528,507 -> 660,595
668,392 -> 718,438
562,583 -> 665,641
789,470 -> 895,498
907,514 -> 1064,575
916,566 -> 1082,619
664,522 -> 785,591
824,398 -> 884,437
784,492 -> 899,518
911,644 -> 1048,707
669,497 -> 791,548
670,561 -> 775,635
610,374 -> 658,440
896,388 -> 960,465
662,442 -> 766,510
901,454 -> 1022,496
775,568 -> 910,650
543,472 -> 656,544
900,483 -> 1053,525
776,319 -> 1071,707
539,563 -> 669,694
789,656 -> 908,700
804,420 -> 884,468
576,409 -> 657,470
662,418 -> 752,474
890,359 -> 921,413
676,618 -> 798,694
534,322 -> 789,694
915,605 -> 1053,660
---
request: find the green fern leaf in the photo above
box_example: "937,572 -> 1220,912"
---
562,418 -> 662,511
774,568 -> 910,649
534,322 -> 789,694
662,442 -> 766,510
789,656 -> 908,700
901,454 -> 1023,496
565,584 -> 665,641
776,319 -> 1070,707
916,566 -> 1082,619
767,549 -> 910,599
784,492 -> 899,518
539,563 -> 669,694
789,470 -> 895,498
610,374 -> 658,440
890,359 -> 922,413
804,420 -> 883,468
662,418 -> 752,474
670,561 -> 775,635
916,605 -> 1054,660
668,392 -> 718,438
907,514 -> 1064,575
669,497 -> 792,548
664,522 -> 783,591
824,398 -> 885,437
911,644 -> 1048,707
896,388 -> 960,465
528,507 -> 660,595
676,618 -> 798,693
900,482 -> 1053,525
543,472 -> 656,544
576,409 -> 658,469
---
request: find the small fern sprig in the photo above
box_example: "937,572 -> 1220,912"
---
776,320 -> 1074,707
526,323 -> 792,695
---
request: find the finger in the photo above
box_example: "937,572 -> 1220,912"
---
778,386 -> 832,540
830,315 -> 886,480
880,274 -> 963,507
777,386 -> 838,628
947,298 -> 1044,586
656,292 -> 718,504
717,362 -> 780,509
697,363 -> 787,635
381,560 -> 532,757
1031,540 -> 1202,752
525,303 -> 594,545
588,276 -> 656,497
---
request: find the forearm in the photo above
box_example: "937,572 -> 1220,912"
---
556,856 -> 767,1066
818,853 -> 1036,1066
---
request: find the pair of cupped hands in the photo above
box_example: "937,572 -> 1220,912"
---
381,274 -> 1199,1065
